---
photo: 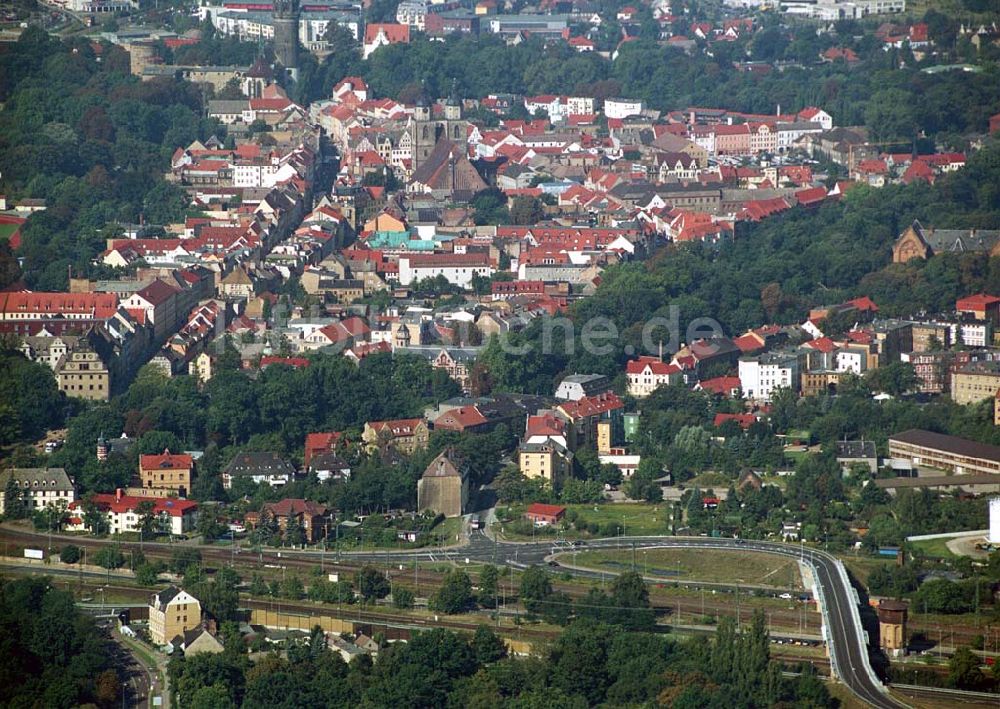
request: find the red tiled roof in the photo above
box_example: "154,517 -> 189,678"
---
0,291 -> 119,319
698,376 -> 741,396
70,493 -> 197,517
625,356 -> 680,375
714,413 -> 756,429
140,450 -> 193,470
795,186 -> 827,206
435,406 -> 489,430
845,296 -> 878,312
956,293 -> 1000,311
525,503 -> 566,517
805,336 -> 838,353
260,356 -> 310,368
525,413 -> 566,438
733,333 -> 765,353
264,498 -> 327,517
559,391 -> 624,419
364,23 -> 410,44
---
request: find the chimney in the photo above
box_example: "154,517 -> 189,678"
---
115,488 -> 122,502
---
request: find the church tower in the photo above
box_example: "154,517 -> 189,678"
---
409,82 -> 468,174
273,0 -> 300,82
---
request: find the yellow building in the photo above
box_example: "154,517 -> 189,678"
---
362,418 -> 429,455
149,586 -> 201,646
518,442 -> 572,486
138,450 -> 194,498
951,364 -> 1000,405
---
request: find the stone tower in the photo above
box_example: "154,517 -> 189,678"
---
409,82 -> 468,174
273,0 -> 300,82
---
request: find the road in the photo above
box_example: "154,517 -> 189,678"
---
1,523 -> 900,708
333,532 -> 904,709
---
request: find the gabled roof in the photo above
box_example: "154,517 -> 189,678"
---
263,498 -> 328,517
140,450 -> 193,470
625,356 -> 680,376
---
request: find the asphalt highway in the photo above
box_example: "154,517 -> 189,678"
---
332,532 -> 904,709
0,524 -> 902,707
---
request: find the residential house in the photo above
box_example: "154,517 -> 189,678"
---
556,391 -> 624,451
66,490 -> 199,536
738,350 -> 803,402
222,452 -> 295,489
0,468 -> 75,515
137,450 -> 194,498
524,503 -> 566,526
626,356 -> 683,397
554,373 -> 610,401
248,498 -> 329,543
362,418 -> 429,454
149,586 -> 201,646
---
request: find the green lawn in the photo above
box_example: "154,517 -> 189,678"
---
908,538 -> 958,559
499,502 -> 671,541
566,548 -> 805,589
688,472 -> 730,488
0,223 -> 19,242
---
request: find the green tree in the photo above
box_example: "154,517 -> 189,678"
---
136,500 -> 157,542
430,569 -> 475,615
608,571 -> 655,630
59,545 -> 81,564
472,624 -> 507,664
509,195 -> 545,225
170,548 -> 202,575
284,514 -> 307,547
3,477 -> 26,520
519,565 -> 552,615
356,565 -> 390,603
948,646 -> 985,690
249,573 -> 269,596
93,545 -> 125,569
865,89 -> 917,143
136,562 -> 159,586
393,587 -> 415,610
279,574 -> 305,600
478,564 -> 499,609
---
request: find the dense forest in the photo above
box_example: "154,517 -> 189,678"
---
0,577 -> 121,708
166,612 -> 837,708
0,27 -> 218,290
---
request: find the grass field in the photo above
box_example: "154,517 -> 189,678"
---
908,538 -> 958,559
0,223 -> 19,242
566,548 -> 805,589
500,502 -> 670,541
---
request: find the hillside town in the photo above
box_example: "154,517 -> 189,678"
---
2,0 -> 1000,706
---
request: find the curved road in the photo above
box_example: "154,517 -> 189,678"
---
333,533 -> 903,709
1,524 -> 901,707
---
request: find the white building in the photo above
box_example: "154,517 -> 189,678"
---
396,0 -> 427,30
65,491 -> 198,536
398,253 -> 494,289
626,356 -> 683,398
739,352 -> 803,402
959,321 -> 991,348
835,347 -> 869,374
567,96 -> 595,116
0,468 -> 76,515
604,98 -> 644,120
554,373 -> 610,401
